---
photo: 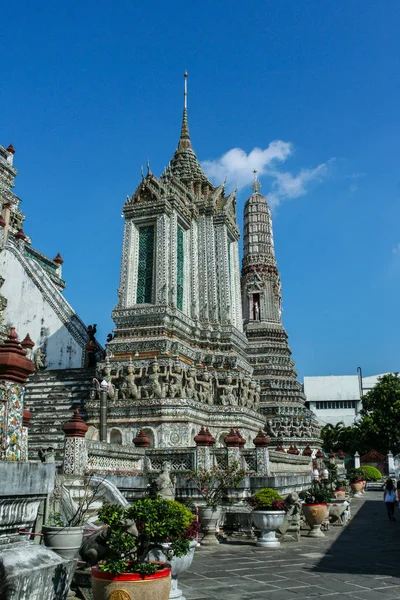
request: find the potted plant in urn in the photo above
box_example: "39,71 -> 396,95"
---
188,461 -> 246,546
333,480 -> 348,501
42,475 -> 104,559
247,488 -> 287,548
300,484 -> 333,538
91,497 -> 198,600
148,501 -> 200,600
348,468 -> 366,496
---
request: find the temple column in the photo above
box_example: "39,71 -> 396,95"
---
169,211 -> 178,307
0,328 -> 34,462
215,224 -> 230,323
62,409 -> 88,476
194,426 -> 215,471
206,217 -> 218,321
157,214 -> 170,305
197,214 -> 209,321
224,429 -> 241,466
253,429 -> 271,476
190,220 -> 199,320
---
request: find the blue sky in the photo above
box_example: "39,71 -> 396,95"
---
2,1 -> 400,380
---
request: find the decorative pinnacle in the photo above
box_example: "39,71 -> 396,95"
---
252,169 -> 261,193
178,71 -> 191,150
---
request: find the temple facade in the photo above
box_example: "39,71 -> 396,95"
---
86,75 -> 265,448
0,143 -> 96,369
86,75 -> 319,450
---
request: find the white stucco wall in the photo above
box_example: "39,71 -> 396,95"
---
304,375 -> 361,427
0,248 -> 85,369
304,373 -> 390,427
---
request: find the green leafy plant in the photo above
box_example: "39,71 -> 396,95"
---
334,479 -> 348,490
348,467 -> 366,484
247,488 -> 286,511
97,497 -> 197,576
301,483 -> 333,504
47,512 -> 66,527
188,461 -> 246,508
361,465 -> 382,481
45,474 -> 106,527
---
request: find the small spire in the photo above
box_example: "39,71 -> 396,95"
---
178,71 -> 192,150
252,169 -> 261,193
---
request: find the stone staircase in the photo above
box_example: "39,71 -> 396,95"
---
24,368 -> 95,462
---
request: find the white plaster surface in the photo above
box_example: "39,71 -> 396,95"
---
304,373 -> 389,427
0,247 -> 85,369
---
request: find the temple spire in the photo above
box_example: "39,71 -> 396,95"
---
252,169 -> 261,193
178,71 -> 192,150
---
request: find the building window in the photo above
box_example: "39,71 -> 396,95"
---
315,400 -> 356,410
177,225 -> 184,310
136,225 -> 154,304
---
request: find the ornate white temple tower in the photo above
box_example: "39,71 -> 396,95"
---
241,175 -> 320,444
90,75 -> 265,449
111,73 -> 246,366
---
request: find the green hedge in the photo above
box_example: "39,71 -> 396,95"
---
361,465 -> 382,481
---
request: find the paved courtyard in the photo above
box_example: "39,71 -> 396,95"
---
180,492 -> 400,600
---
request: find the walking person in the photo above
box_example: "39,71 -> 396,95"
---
396,479 -> 400,508
384,478 -> 396,521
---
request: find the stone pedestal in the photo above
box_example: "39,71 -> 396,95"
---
0,462 -> 75,600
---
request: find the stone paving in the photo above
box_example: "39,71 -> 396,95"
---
180,492 -> 400,600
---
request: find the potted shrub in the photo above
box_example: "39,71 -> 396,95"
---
149,501 -> 200,600
348,468 -> 366,496
247,488 -> 286,548
91,497 -> 197,600
42,476 -> 103,559
333,480 -> 348,501
188,461 -> 246,546
301,484 -> 333,538
42,511 -> 85,560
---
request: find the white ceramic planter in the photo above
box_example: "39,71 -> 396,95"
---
42,525 -> 83,559
149,539 -> 197,600
197,506 -> 221,546
251,510 -> 286,548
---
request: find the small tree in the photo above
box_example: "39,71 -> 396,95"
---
360,373 -> 400,454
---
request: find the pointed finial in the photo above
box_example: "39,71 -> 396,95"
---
252,169 -> 261,193
146,159 -> 152,175
184,71 -> 188,110
141,165 -> 145,180
178,71 -> 191,150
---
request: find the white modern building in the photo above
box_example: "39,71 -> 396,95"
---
303,373 -> 391,427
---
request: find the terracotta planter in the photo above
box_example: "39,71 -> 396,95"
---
333,489 -> 346,501
149,539 -> 197,599
351,480 -> 363,496
251,510 -> 286,548
42,525 -> 83,559
197,506 -> 221,546
302,503 -> 328,538
92,563 -> 171,600
361,480 -> 367,494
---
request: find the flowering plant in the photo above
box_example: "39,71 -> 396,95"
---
188,462 -> 247,509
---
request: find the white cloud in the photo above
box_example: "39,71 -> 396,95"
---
202,142 -> 333,207
202,141 -> 292,190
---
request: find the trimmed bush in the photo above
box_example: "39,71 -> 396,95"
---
361,465 -> 382,481
250,488 -> 284,510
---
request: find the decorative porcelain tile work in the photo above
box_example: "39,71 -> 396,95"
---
0,381 -> 24,461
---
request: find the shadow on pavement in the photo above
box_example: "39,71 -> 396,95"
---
312,494 -> 400,576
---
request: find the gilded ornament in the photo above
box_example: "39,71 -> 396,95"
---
110,591 -> 131,600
